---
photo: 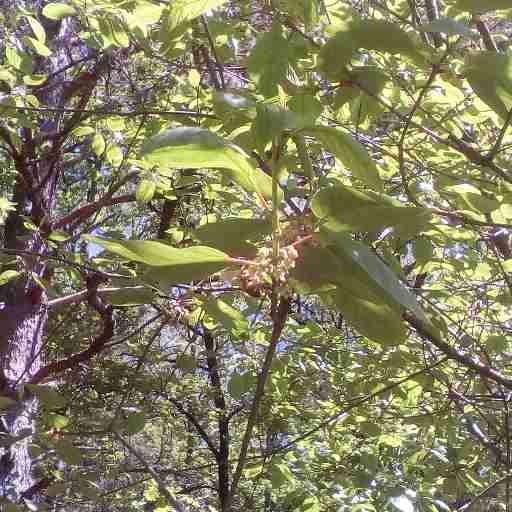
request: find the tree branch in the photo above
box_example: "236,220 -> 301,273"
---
228,296 -> 290,507
53,192 -> 135,230
404,312 -> 512,390
29,273 -> 114,383
203,329 -> 230,509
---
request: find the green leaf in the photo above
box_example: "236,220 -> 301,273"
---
106,144 -> 124,167
109,17 -> 130,48
349,18 -> 422,57
413,238 -> 434,266
176,354 -> 197,371
292,245 -> 390,304
0,396 -> 16,410
24,37 -> 51,57
311,183 -> 431,234
167,0 -> 228,35
269,461 -> 295,488
202,296 -> 249,333
318,19 -> 423,80
486,335 -> 507,353
23,74 -> 48,86
5,45 -> 33,74
47,414 -> 70,429
212,89 -> 256,118
288,94 -> 322,127
136,180 -> 156,205
252,103 -> 299,153
100,286 -> 156,306
247,22 -> 291,97
193,217 -> 270,257
91,133 -> 106,156
42,2 -> 77,20
317,32 -> 358,80
3,502 -> 20,512
322,229 -> 428,322
304,126 -> 382,191
228,371 -> 255,400
55,439 -> 82,465
87,237 -> 232,286
85,236 -> 231,267
329,288 -> 407,345
26,16 -> 46,43
0,270 -> 20,286
141,127 -> 281,201
454,0 -> 511,13
126,412 -> 145,434
465,51 -> 512,120
334,66 -> 388,123
302,496 -> 321,512
25,385 -> 67,410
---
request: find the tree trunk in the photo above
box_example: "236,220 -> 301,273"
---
0,9 -> 80,502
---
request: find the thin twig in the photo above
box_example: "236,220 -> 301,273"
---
113,431 -> 190,512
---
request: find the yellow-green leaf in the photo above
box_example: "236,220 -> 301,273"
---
42,2 -> 77,20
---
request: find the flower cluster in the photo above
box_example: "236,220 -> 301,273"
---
240,244 -> 299,297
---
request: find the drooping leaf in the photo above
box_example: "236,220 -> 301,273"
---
465,52 -> 512,120
140,127 -> 281,201
193,217 -> 271,257
26,16 -> 46,43
292,245 -> 396,305
311,183 -> 431,234
247,22 -> 292,97
24,37 -> 51,57
328,288 -> 407,345
304,126 -> 382,191
322,228 -> 427,321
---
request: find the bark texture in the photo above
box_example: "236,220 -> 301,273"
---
0,8 -> 84,501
